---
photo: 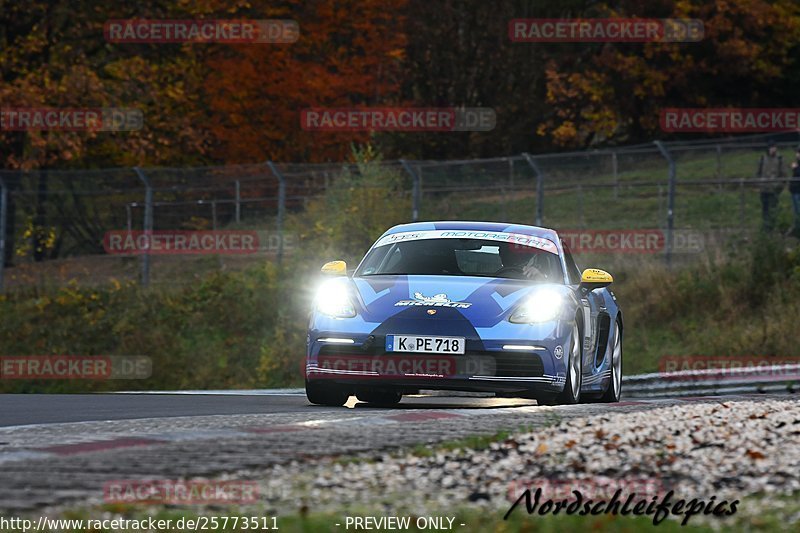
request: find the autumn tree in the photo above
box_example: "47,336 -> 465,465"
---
0,0 -> 213,261
202,0 -> 407,163
537,0 -> 800,147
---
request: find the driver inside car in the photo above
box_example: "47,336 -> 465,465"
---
497,244 -> 548,281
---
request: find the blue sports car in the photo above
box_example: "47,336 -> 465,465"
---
305,221 -> 622,406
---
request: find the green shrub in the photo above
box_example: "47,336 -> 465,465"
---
0,266 -> 281,392
289,144 -> 411,264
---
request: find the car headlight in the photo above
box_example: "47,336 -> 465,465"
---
315,279 -> 356,318
509,289 -> 564,323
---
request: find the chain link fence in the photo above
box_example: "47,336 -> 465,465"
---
2,131 -> 799,291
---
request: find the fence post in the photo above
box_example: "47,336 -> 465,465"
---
654,141 -> 676,268
612,151 -> 619,199
211,200 -> 218,230
577,184 -> 584,228
400,159 -> 421,221
739,178 -> 746,225
235,180 -> 241,223
416,164 -> 423,200
522,153 -> 543,226
0,177 -> 7,293
126,203 -> 133,232
266,161 -> 286,266
134,167 -> 153,287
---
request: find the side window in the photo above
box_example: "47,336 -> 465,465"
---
561,241 -> 582,285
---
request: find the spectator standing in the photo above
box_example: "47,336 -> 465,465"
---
789,146 -> 800,237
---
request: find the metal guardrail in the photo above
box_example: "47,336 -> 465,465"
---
621,364 -> 800,398
421,364 -> 799,399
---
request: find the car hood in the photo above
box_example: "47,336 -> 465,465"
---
351,275 -> 566,328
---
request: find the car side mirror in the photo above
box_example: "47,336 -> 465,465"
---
579,268 -> 613,293
321,260 -> 347,276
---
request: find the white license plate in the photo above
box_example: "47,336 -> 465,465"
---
386,335 -> 466,354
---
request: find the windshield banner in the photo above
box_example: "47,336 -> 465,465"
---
374,230 -> 559,255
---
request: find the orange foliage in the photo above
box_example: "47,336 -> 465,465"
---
203,0 -> 407,163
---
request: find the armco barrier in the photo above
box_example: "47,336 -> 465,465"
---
621,364 -> 800,398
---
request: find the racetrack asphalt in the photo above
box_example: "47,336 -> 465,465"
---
0,391 -> 534,427
0,391 -> 796,514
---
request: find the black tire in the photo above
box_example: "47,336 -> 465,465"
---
599,318 -> 622,403
534,393 -> 558,406
548,320 -> 583,405
305,380 -> 349,406
356,389 -> 402,406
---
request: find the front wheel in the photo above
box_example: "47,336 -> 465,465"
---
305,380 -> 349,406
599,318 -> 622,403
541,321 -> 583,406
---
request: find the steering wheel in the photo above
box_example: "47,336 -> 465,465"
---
495,265 -> 527,278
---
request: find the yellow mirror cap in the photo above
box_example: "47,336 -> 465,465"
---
321,260 -> 347,275
581,268 -> 613,283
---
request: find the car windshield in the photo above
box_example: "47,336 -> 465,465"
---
356,238 -> 564,283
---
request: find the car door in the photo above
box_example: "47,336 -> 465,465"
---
561,242 -> 600,379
